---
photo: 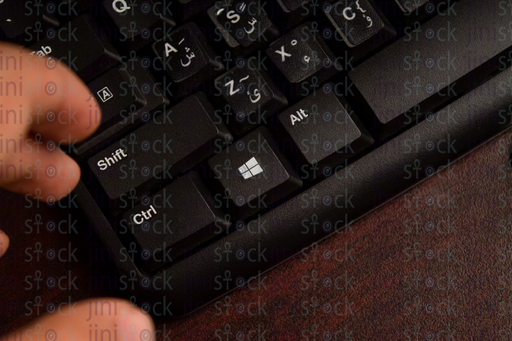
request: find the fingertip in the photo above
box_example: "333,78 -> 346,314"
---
36,153 -> 81,201
18,45 -> 103,143
51,154 -> 81,194
0,230 -> 9,258
116,303 -> 155,339
21,298 -> 155,341
2,151 -> 81,202
73,298 -> 155,333
64,86 -> 103,143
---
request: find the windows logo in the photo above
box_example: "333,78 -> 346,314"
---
238,157 -> 264,179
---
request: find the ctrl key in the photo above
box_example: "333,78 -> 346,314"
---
120,172 -> 230,273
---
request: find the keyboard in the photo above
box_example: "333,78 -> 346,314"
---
3,0 -> 512,317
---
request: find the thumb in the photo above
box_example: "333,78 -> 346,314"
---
7,298 -> 154,341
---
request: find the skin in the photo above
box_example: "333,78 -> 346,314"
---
0,43 -> 154,339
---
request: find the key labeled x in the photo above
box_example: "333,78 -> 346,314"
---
275,45 -> 291,62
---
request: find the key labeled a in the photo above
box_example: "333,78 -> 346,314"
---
97,87 -> 114,103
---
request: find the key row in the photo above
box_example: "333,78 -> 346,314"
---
25,14 -> 343,95
6,0 -> 400,63
1,0 -> 437,46
85,86 -> 373,213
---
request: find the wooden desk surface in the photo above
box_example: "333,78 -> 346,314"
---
2,130 -> 512,340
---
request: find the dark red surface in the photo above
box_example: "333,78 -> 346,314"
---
2,130 -> 512,340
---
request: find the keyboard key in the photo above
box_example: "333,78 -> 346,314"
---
28,15 -> 121,83
87,66 -> 146,126
266,22 -> 341,86
102,0 -> 175,51
323,0 -> 394,48
74,62 -> 169,158
152,22 -> 215,82
276,83 -> 373,179
75,66 -> 145,153
0,0 -> 59,44
208,127 -> 302,219
122,58 -> 171,121
121,172 -> 230,272
152,22 -> 224,99
322,0 -> 396,66
207,0 -> 278,50
214,59 -> 287,136
349,0 -> 512,139
88,93 -> 232,200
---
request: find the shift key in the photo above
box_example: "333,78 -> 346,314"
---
88,93 -> 232,200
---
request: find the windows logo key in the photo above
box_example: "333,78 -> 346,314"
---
238,157 -> 264,179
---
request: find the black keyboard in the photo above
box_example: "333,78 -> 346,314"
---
4,0 -> 512,317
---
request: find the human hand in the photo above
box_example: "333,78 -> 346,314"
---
0,42 -> 154,340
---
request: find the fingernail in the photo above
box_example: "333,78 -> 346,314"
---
0,229 -> 10,258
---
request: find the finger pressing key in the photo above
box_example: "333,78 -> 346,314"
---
0,42 -> 102,200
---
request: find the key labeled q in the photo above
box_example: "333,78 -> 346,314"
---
112,0 -> 131,13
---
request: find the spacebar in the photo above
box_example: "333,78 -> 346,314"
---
165,65 -> 512,314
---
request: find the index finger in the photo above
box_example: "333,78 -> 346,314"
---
1,43 -> 101,144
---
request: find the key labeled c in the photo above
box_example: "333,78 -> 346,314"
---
112,0 -> 131,13
343,7 -> 356,21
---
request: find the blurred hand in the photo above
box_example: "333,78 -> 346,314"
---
0,42 -> 155,340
